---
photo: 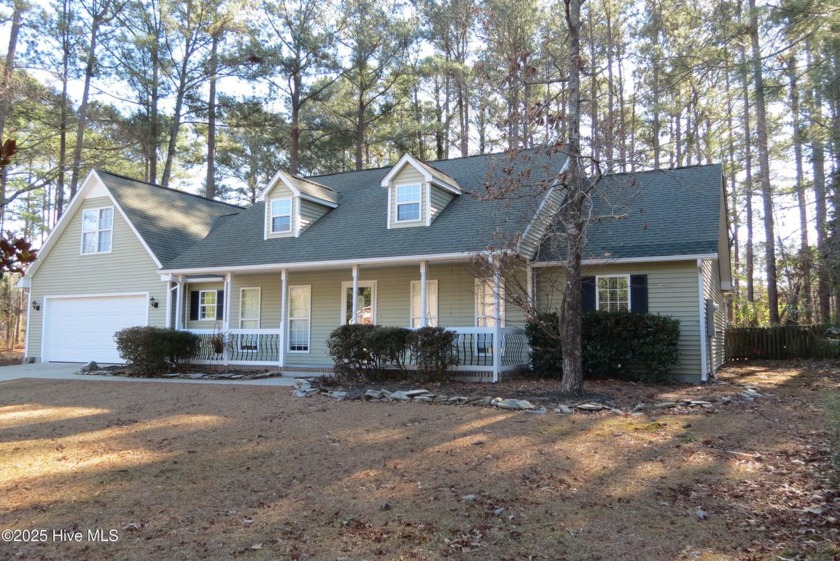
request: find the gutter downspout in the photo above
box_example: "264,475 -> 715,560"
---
698,259 -> 709,383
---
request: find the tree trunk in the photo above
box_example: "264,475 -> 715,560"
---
748,0 -> 779,324
355,88 -> 365,171
807,45 -> 829,322
725,65 -> 739,322
0,3 -> 24,227
649,0 -> 661,168
205,33 -> 219,199
788,54 -> 811,323
56,0 -> 71,220
559,0 -> 586,396
69,1 -> 109,199
289,72 -> 302,175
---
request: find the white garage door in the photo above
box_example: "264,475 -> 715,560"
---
43,295 -> 149,363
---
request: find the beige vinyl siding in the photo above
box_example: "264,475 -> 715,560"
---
390,165 -> 426,228
299,199 -> 329,233
28,196 -> 167,360
429,186 -> 454,222
183,282 -> 224,330
265,181 -> 300,238
535,261 -> 703,381
702,259 -> 727,371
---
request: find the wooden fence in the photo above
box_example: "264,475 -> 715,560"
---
725,326 -> 840,361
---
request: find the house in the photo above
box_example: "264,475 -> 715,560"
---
19,149 -> 732,383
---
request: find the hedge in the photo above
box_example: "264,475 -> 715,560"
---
114,326 -> 200,376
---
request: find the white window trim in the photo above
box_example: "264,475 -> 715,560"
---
238,287 -> 261,352
269,197 -> 294,234
80,206 -> 114,255
198,289 -> 217,321
288,285 -> 311,353
340,280 -> 377,325
595,274 -> 631,312
410,279 -> 438,328
394,183 -> 422,223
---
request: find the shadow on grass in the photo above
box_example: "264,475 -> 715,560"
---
0,362 -> 837,561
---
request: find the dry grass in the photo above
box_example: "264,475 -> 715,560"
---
1,362 -> 839,560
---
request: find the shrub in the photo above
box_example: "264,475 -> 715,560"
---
365,326 -> 410,378
408,326 -> 459,381
525,312 -> 563,378
326,324 -> 376,381
115,326 -> 200,376
582,311 -> 680,383
525,311 -> 681,383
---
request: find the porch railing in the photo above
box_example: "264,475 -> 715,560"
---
185,326 -> 530,374
189,329 -> 282,365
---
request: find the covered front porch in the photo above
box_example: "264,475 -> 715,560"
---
161,258 -> 531,382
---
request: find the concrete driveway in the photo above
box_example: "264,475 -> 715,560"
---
0,362 -> 297,386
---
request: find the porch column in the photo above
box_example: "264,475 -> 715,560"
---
165,279 -> 175,328
351,264 -> 359,325
279,269 -> 287,368
526,264 -> 534,312
419,261 -> 428,328
223,273 -> 232,364
492,259 -> 502,383
174,275 -> 184,330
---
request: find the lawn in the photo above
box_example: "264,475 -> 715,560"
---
0,362 -> 838,560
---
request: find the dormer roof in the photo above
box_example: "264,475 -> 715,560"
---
258,169 -> 338,207
380,153 -> 461,194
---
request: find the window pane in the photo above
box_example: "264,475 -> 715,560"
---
289,286 -> 310,317
82,232 -> 97,254
272,216 -> 291,232
241,289 -> 259,320
272,199 -> 291,215
396,184 -> 420,203
397,203 -> 420,221
411,281 -> 438,328
99,208 -> 113,229
289,319 -> 309,351
98,230 -> 112,252
82,210 -> 97,233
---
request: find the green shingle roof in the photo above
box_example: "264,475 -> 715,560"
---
535,164 -> 724,262
163,150 -> 566,270
98,170 -> 242,266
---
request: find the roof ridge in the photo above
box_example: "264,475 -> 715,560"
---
96,169 -> 244,210
601,163 -> 721,179
304,149 -> 541,180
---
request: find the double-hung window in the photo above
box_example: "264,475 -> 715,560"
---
395,184 -> 421,222
198,290 -> 218,321
270,198 -> 292,233
410,280 -> 438,328
81,207 -> 113,254
288,285 -> 311,352
596,275 -> 630,312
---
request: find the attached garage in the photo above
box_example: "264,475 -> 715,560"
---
42,294 -> 149,363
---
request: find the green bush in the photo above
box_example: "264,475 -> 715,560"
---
524,312 -> 564,378
582,311 -> 680,382
525,311 -> 681,383
408,326 -> 459,382
365,326 -> 410,377
326,324 -> 376,381
115,326 -> 200,376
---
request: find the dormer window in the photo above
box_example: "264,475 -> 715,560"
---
270,198 -> 292,233
396,184 -> 421,222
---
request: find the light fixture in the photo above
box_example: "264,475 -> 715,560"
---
149,296 -> 158,308
31,300 -> 40,311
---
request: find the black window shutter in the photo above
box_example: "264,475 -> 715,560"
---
189,291 -> 199,321
216,290 -> 225,320
630,275 -> 648,314
582,277 -> 596,312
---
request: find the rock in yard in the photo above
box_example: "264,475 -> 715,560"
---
79,361 -> 99,374
293,379 -> 312,390
554,404 -> 573,415
329,391 -> 348,400
526,407 -> 547,414
364,389 -> 384,400
461,494 -> 477,502
292,388 -> 319,398
405,389 -> 430,397
491,398 -> 536,410
388,391 -> 411,401
577,403 -> 606,411
652,402 -> 678,409
695,508 -> 709,521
